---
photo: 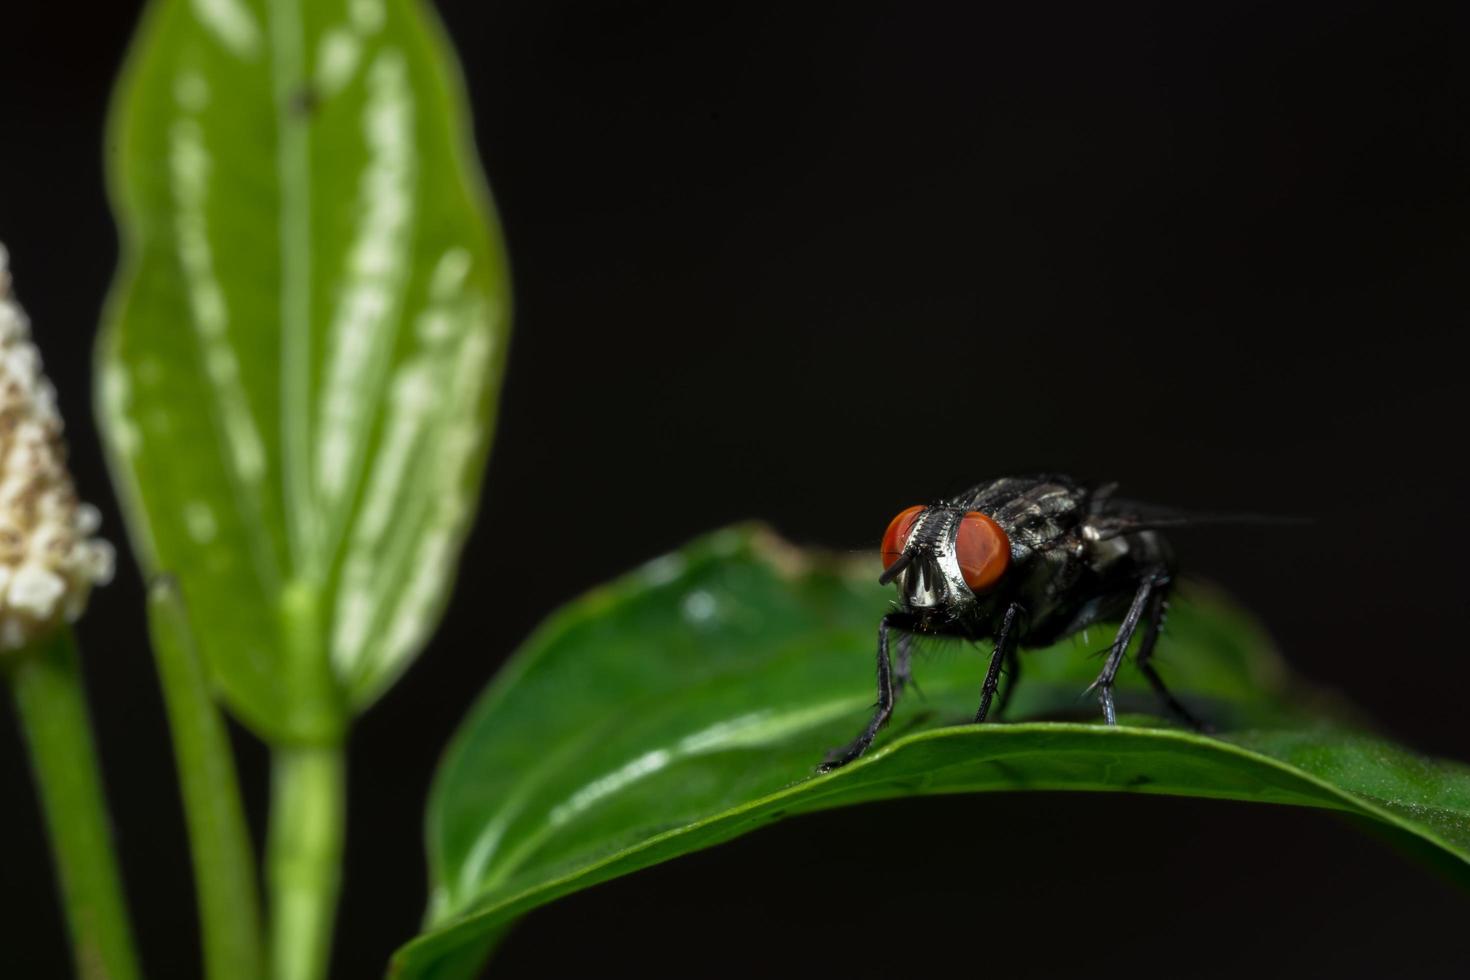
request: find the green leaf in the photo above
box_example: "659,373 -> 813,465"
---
97,0 -> 509,739
395,525 -> 1470,979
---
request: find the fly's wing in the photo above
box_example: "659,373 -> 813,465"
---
1086,493 -> 1307,541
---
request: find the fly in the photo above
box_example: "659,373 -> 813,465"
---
819,474 -> 1259,772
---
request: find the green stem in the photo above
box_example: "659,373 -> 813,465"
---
8,629 -> 141,980
267,743 -> 345,980
147,580 -> 265,980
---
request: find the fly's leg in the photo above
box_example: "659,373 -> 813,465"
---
1135,586 -> 1209,731
975,602 -> 1023,723
1088,568 -> 1168,725
892,632 -> 920,699
819,613 -> 904,771
993,641 -> 1022,719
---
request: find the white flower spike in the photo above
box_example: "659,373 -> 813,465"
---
0,242 -> 114,651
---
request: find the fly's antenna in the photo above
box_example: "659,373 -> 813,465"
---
878,551 -> 913,586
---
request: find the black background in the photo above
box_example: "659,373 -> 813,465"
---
3,0 -> 1469,976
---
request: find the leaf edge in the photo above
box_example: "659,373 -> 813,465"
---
395,720 -> 1470,978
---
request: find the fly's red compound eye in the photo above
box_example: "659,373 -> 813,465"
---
881,506 -> 925,569
955,511 -> 1011,593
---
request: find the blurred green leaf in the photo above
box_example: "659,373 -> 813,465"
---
97,0 -> 509,739
395,525 -> 1470,979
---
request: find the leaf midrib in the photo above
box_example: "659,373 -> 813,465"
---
267,0 -> 318,579
435,623 -> 871,904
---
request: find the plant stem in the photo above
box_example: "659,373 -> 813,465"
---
7,628 -> 141,980
147,579 -> 265,980
267,742 -> 345,980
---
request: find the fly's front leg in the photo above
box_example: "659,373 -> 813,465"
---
819,613 -> 906,771
1135,585 -> 1209,731
975,602 -> 1023,723
1088,567 -> 1168,725
993,641 -> 1022,720
893,632 -> 919,699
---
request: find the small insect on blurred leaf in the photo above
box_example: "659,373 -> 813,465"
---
394,525 -> 1470,980
97,0 -> 510,741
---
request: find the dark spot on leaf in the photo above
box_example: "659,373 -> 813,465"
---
288,86 -> 321,117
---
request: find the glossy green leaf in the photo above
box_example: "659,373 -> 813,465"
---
395,525 -> 1470,979
97,0 -> 509,739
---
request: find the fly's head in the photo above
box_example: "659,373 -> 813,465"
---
879,504 -> 1012,627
